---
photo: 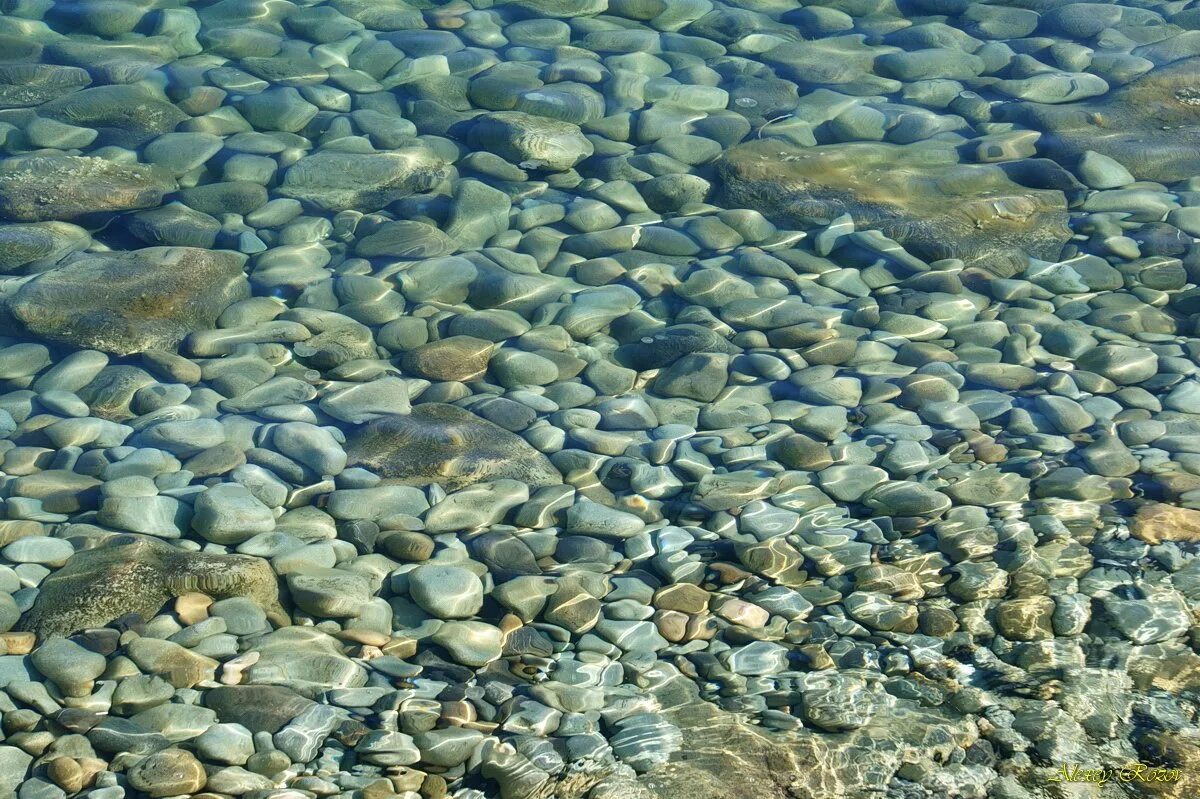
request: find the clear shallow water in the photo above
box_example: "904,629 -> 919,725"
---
0,0 -> 1199,797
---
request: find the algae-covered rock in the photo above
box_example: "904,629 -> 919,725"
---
38,84 -> 188,148
719,140 -> 1072,277
0,156 -> 175,222
345,403 -> 562,490
17,535 -> 284,640
999,58 -> 1200,183
5,247 -> 250,354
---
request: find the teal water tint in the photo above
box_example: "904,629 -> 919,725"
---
0,0 -> 1199,797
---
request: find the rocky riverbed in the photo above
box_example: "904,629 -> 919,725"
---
1,0 -> 1200,798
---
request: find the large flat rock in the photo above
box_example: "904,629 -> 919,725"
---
4,246 -> 249,354
17,535 -> 284,640
345,403 -> 562,491
278,147 -> 446,212
0,156 -> 175,222
718,140 -> 1072,277
999,58 -> 1200,184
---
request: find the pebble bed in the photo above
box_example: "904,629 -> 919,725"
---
0,0 -> 1199,798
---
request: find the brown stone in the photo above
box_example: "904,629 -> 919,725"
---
1131,502 -> 1200,545
47,757 -> 84,794
399,336 -> 493,382
652,583 -> 710,615
1,632 -> 34,654
995,596 -> 1056,642
653,610 -> 688,642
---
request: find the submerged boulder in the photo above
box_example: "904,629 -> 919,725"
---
277,147 -> 446,212
17,535 -> 285,640
0,156 -> 174,222
719,140 -> 1072,277
345,403 -> 562,490
4,247 -> 250,355
999,58 -> 1200,184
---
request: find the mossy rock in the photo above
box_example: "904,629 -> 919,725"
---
719,140 -> 1071,277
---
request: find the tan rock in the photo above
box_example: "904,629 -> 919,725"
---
47,757 -> 84,794
1131,502 -> 1200,545
174,592 -> 212,626
399,336 -> 493,382
652,584 -> 710,615
1,632 -> 34,655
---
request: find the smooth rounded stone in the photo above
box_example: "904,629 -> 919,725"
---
1,536 -> 73,567
448,310 -> 531,342
143,133 -> 224,177
287,568 -> 372,619
356,730 -> 420,766
861,481 -> 951,518
0,222 -> 91,272
192,484 -> 276,545
1101,589 -> 1192,645
17,535 -> 285,640
652,353 -> 730,402
797,672 -> 878,731
1075,345 -> 1158,385
29,638 -> 104,697
278,147 -> 446,212
85,715 -> 172,756
413,727 -> 486,768
407,565 -> 484,619
468,112 -> 594,172
641,174 -> 712,213
204,685 -> 315,734
4,247 -> 249,355
445,179 -> 512,250
943,468 -> 1029,507
491,575 -> 557,623
1000,58 -> 1200,183
1131,503 -> 1200,545
719,141 -> 1071,277
209,597 -> 268,636
425,480 -> 529,532
127,748 -> 206,797
399,336 -> 494,382
345,404 -> 561,490
194,723 -> 255,766
0,155 -> 174,223
0,64 -> 90,108
564,498 -> 645,539
126,203 -> 221,249
431,621 -> 503,667
818,465 -> 888,503
616,325 -> 739,371
490,350 -> 559,388
38,84 -> 188,148
1075,150 -> 1135,190
134,419 -> 225,457
24,116 -> 95,150
319,378 -> 411,424
1033,395 -> 1095,435
0,592 -> 19,632
245,628 -> 364,696
271,423 -> 346,477
236,88 -> 318,133
354,221 -> 456,259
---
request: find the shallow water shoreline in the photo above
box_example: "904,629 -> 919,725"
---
2,0 -> 1200,797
